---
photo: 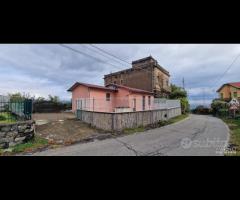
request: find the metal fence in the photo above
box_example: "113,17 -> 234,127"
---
0,98 -> 32,123
75,97 -> 180,113
33,101 -> 71,113
153,98 -> 181,109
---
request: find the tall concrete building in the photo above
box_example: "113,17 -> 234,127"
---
104,56 -> 171,97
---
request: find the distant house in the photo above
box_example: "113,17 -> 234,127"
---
217,82 -> 240,100
68,82 -> 154,113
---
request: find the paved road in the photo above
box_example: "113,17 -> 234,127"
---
33,115 -> 229,156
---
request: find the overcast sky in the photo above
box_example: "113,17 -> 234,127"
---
0,44 -> 239,106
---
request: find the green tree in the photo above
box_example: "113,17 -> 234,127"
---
169,84 -> 190,114
211,99 -> 229,116
48,95 -> 60,104
8,92 -> 31,101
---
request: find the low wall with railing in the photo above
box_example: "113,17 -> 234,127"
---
77,107 -> 181,131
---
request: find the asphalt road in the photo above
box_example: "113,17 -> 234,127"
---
32,115 -> 229,156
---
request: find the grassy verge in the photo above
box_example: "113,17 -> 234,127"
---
0,112 -> 16,124
122,114 -> 189,135
221,118 -> 240,156
0,136 -> 49,156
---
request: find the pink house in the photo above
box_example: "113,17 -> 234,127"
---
68,82 -> 154,113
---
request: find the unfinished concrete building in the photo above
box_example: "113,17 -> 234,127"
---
104,56 -> 171,97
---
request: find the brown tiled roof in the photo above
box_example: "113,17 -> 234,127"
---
217,82 -> 240,92
229,82 -> 240,88
67,82 -> 117,92
106,84 -> 154,95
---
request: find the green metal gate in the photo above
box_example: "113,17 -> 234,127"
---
24,99 -> 33,120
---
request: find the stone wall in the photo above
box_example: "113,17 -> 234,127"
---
79,107 -> 181,131
0,120 -> 35,149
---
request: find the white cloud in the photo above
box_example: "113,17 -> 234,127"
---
0,44 -> 239,104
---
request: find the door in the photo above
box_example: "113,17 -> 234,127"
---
76,99 -> 83,120
133,98 -> 136,111
142,96 -> 145,111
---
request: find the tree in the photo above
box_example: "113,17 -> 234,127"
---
8,92 -> 32,101
169,84 -> 187,99
48,95 -> 60,104
169,84 -> 190,114
211,99 -> 229,116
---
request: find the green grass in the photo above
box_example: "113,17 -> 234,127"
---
122,114 -> 189,135
168,114 -> 189,124
0,136 -> 49,155
12,136 -> 48,154
0,112 -> 16,124
222,118 -> 240,156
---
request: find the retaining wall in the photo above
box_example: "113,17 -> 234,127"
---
78,107 -> 181,131
0,120 -> 35,149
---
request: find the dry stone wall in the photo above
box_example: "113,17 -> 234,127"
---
0,120 -> 35,149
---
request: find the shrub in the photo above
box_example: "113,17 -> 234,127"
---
218,108 -> 229,117
180,97 -> 190,114
0,115 -> 6,121
211,100 -> 229,116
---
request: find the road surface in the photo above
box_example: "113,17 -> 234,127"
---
32,115 -> 229,156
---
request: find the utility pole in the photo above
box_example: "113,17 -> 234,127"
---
182,77 -> 185,90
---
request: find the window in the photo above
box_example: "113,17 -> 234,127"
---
142,96 -> 145,111
113,81 -> 116,84
220,93 -> 223,99
166,80 -> 169,86
148,96 -> 151,106
234,92 -> 237,98
106,93 -> 110,101
120,79 -> 123,84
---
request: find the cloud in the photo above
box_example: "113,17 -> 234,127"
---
0,44 -> 239,104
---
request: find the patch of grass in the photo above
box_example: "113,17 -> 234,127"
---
122,114 -> 189,135
222,118 -> 240,156
12,136 -> 49,154
0,112 -> 16,124
168,114 -> 189,124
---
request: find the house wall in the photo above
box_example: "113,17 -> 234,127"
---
71,85 -> 154,113
72,85 -> 90,112
153,67 -> 171,96
218,85 -> 240,99
104,66 -> 153,92
89,89 -> 115,112
128,93 -> 154,111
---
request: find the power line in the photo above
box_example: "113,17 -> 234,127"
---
59,44 -> 124,70
62,44 -> 155,76
89,44 -> 131,65
60,44 -> 174,90
214,52 -> 240,87
80,44 -> 130,68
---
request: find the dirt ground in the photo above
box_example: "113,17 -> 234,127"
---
32,112 -> 75,122
35,118 -> 103,145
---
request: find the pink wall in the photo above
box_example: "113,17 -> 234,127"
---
72,85 -> 90,112
129,93 -> 154,111
112,87 -> 130,108
71,84 -> 154,113
89,89 -> 115,112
